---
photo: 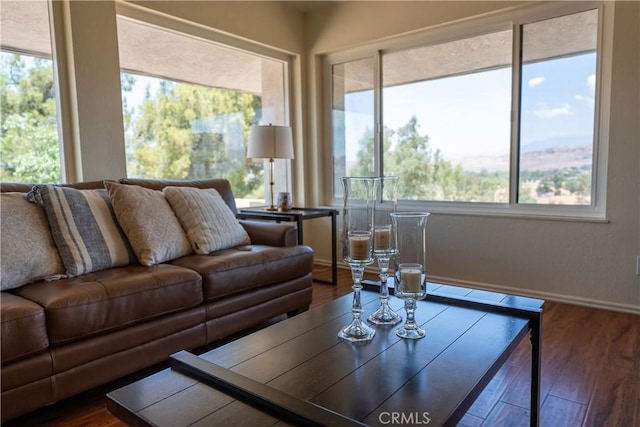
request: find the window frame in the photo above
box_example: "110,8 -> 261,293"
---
0,0 -> 68,183
324,1 -> 612,221
115,1 -> 296,203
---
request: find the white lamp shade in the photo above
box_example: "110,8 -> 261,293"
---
247,125 -> 294,159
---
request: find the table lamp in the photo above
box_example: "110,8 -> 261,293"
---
247,124 -> 294,211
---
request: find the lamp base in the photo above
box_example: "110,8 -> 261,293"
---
265,205 -> 278,211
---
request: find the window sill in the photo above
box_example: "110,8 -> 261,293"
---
327,200 -> 609,223
401,201 -> 609,223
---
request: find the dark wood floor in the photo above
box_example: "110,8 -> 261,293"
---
6,265 -> 639,426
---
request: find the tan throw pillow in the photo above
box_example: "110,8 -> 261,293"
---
163,186 -> 250,254
105,182 -> 192,266
26,185 -> 136,277
1,193 -> 65,290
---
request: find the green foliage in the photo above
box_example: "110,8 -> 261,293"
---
348,115 -> 506,202
124,74 -> 263,198
1,53 -> 61,183
520,167 -> 591,204
348,115 -> 589,204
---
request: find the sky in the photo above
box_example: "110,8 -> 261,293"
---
343,53 -> 596,164
122,73 -> 161,110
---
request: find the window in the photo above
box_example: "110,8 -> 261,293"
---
331,57 -> 375,198
518,11 -> 598,206
382,30 -> 512,202
1,0 -> 62,183
116,6 -> 290,207
328,4 -> 608,218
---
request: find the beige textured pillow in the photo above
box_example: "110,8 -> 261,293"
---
163,186 -> 250,254
105,182 -> 192,266
1,192 -> 64,290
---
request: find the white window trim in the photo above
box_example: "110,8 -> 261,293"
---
324,1 -> 612,222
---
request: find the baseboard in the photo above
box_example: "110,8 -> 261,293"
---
313,259 -> 640,315
429,275 -> 640,315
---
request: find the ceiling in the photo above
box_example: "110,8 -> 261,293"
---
281,1 -> 336,13
2,1 -> 598,97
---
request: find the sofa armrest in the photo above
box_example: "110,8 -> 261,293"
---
240,220 -> 298,247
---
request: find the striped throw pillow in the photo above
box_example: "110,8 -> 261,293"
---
27,185 -> 136,277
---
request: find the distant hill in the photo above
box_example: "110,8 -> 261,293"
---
520,145 -> 592,171
521,136 -> 592,153
456,143 -> 593,172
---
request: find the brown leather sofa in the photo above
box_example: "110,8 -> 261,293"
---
0,178 -> 314,422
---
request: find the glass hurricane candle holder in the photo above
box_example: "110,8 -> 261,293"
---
339,177 -> 377,342
368,176 -> 402,326
391,212 -> 430,339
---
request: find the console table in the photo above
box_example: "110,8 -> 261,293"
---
237,207 -> 338,286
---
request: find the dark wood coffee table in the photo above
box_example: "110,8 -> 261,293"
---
107,283 -> 543,426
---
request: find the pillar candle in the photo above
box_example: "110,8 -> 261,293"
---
401,268 -> 422,293
374,227 -> 391,250
349,235 -> 370,260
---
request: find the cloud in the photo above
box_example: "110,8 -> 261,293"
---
575,94 -> 595,107
534,103 -> 574,118
587,74 -> 596,94
573,75 -> 596,107
528,77 -> 545,88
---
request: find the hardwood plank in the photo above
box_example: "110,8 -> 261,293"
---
465,363 -> 520,419
137,382 -> 232,426
267,305 -> 468,402
199,292 -> 378,369
362,313 -> 529,426
481,401 -> 530,427
190,400 -> 285,427
500,301 -> 587,409
169,352 -> 366,427
582,362 -> 639,427
226,309 -> 383,383
457,412 -> 484,427
200,292 -> 380,371
546,308 -> 612,404
540,395 -> 586,427
107,369 -> 198,413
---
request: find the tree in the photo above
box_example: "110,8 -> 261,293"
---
348,115 -> 513,202
376,116 -> 463,200
124,75 -> 262,198
348,126 -> 377,177
0,53 -> 61,183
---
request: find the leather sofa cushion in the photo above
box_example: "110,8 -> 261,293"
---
14,264 -> 203,345
1,293 -> 49,364
170,244 -> 314,301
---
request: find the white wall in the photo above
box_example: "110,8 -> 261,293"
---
304,1 -> 640,313
51,0 -> 127,181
